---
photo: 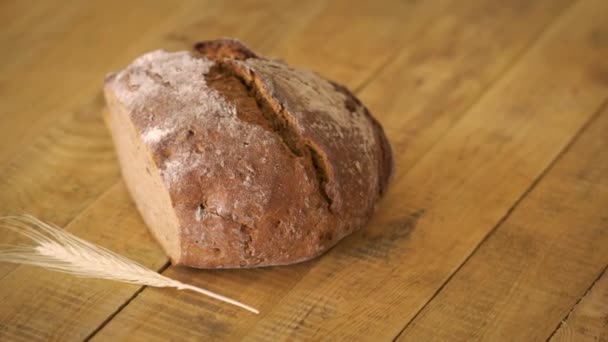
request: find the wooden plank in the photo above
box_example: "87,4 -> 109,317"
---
90,1 -> 582,340
0,97 -> 119,227
397,104 -> 608,341
0,99 -> 121,279
0,0 -> 184,163
234,1 -> 608,339
240,2 -> 607,338
0,0 -> 443,339
0,0 -> 87,75
360,0 -> 577,174
266,0 -> 448,89
158,0 -> 439,91
551,268 -> 608,342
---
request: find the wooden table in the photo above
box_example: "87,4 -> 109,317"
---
1,1 -> 607,341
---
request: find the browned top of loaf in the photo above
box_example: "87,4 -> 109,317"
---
105,39 -> 392,267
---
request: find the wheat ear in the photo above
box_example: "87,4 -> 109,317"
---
0,215 -> 259,314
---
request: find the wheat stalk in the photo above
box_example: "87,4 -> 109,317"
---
0,214 -> 259,314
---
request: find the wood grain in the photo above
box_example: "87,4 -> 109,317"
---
92,1 -> 596,341
551,268 -> 608,342
0,0 -> 183,163
397,104 -> 608,341
0,0 -> 449,340
0,0 -> 87,77
232,0 -> 608,339
1,0 -> 608,340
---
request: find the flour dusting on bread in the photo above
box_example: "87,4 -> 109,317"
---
142,126 -> 172,144
108,50 -> 237,141
107,50 -> 241,189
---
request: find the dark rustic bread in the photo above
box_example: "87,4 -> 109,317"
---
103,39 -> 392,268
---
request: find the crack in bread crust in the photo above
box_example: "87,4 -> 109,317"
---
205,61 -> 336,210
194,38 -> 258,60
305,144 -> 333,208
213,63 -> 304,157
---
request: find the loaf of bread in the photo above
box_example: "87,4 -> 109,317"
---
103,39 -> 392,268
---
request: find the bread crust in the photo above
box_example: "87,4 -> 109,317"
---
104,39 -> 392,268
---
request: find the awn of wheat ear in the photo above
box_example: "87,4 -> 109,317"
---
0,215 -> 259,314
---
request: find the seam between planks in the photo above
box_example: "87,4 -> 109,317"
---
0,181 -> 119,282
545,260 -> 608,341
390,0 -> 579,182
0,266 -> 17,283
393,96 -> 608,341
388,1 -> 580,338
83,261 -> 172,341
353,51 -> 400,94
0,0 -> 192,166
352,3 -> 455,94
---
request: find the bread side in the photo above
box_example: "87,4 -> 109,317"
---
103,86 -> 182,262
